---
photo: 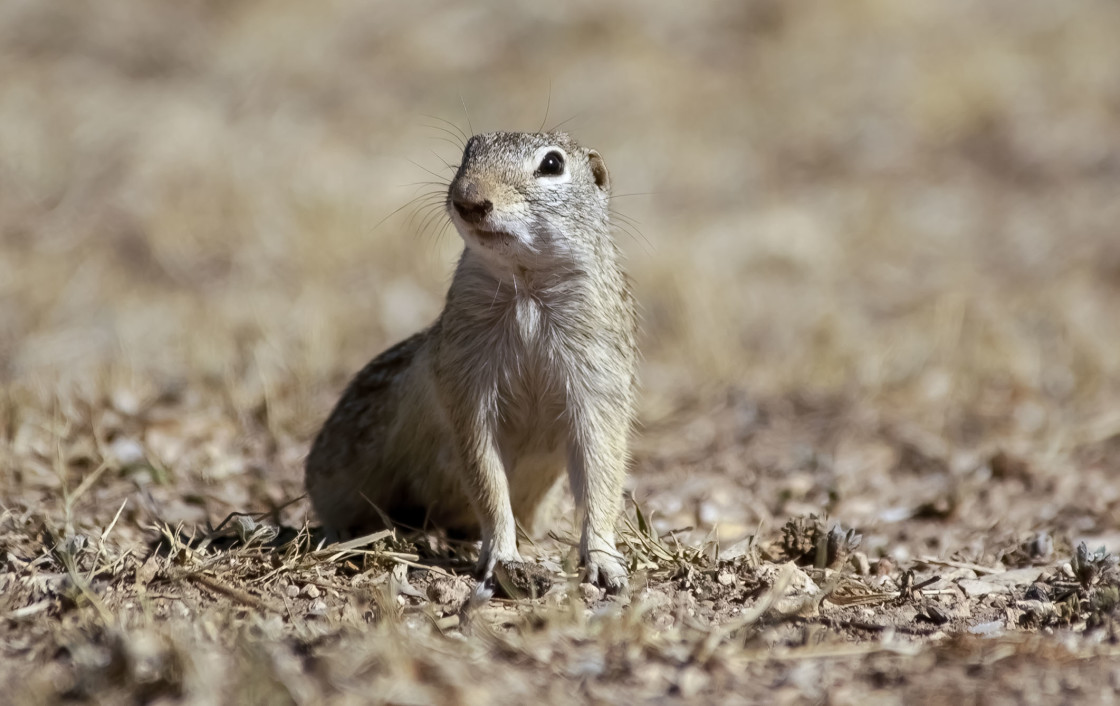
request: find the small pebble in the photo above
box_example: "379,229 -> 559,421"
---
578,582 -> 603,602
108,437 -> 145,466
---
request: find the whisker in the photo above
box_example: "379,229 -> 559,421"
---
417,203 -> 452,243
547,112 -> 583,133
408,159 -> 453,183
401,180 -> 452,189
458,95 -> 474,136
538,81 -> 552,134
405,198 -> 446,232
427,136 -> 466,156
421,122 -> 467,150
420,114 -> 469,144
609,210 -> 653,253
370,189 -> 446,234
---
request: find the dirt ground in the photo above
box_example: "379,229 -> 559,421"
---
3,1 -> 1120,704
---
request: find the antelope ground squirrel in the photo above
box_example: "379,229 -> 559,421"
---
305,131 -> 638,594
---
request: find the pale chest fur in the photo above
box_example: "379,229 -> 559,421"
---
438,254 -> 632,456
491,290 -> 577,457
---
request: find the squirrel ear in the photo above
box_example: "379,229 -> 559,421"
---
588,150 -> 610,192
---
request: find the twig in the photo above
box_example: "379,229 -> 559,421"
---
186,572 -> 281,613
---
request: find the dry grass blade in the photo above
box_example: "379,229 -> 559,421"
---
184,572 -> 281,613
316,530 -> 394,554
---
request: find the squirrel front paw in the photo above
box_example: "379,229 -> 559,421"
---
583,547 -> 628,595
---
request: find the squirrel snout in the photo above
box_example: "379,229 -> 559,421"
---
451,183 -> 493,225
453,197 -> 492,224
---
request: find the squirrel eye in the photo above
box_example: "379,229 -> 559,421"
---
536,150 -> 565,177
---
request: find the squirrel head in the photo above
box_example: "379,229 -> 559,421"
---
447,131 -> 611,268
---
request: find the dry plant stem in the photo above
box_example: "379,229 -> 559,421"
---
185,572 -> 280,613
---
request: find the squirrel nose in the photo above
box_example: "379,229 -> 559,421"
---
451,183 -> 493,224
452,196 -> 493,224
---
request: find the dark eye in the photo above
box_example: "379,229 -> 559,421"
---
536,150 -> 565,177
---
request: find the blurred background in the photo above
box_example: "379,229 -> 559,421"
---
2,0 -> 1119,460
